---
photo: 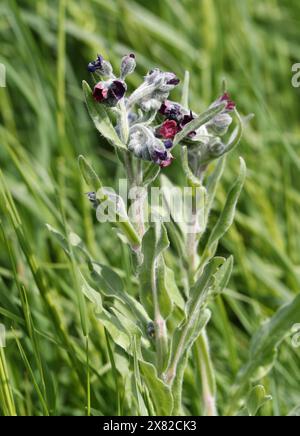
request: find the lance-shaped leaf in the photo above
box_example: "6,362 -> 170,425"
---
82,80 -> 126,150
165,258 -> 223,385
78,155 -> 103,192
200,158 -> 246,270
96,188 -> 141,249
205,157 -> 226,224
173,102 -> 226,146
139,360 -> 174,416
90,263 -> 149,331
139,222 -> 171,319
228,293 -> 300,415
143,162 -> 161,187
78,156 -> 141,249
181,146 -> 201,188
222,108 -> 244,156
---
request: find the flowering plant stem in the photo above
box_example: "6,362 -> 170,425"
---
77,53 -> 247,416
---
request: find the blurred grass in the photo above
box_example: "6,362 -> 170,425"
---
0,0 -> 300,415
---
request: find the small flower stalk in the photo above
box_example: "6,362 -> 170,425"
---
77,52 -> 248,416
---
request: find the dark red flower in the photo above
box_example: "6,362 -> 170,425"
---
178,111 -> 196,137
220,92 -> 236,111
158,120 -> 179,139
180,111 -> 194,127
93,83 -> 108,102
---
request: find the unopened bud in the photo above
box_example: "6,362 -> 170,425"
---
120,53 -> 136,79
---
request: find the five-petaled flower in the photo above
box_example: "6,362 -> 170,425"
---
93,80 -> 127,106
158,120 -> 179,139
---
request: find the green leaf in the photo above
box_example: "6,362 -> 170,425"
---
200,158 -> 246,268
139,222 -> 170,319
91,263 -> 149,329
181,146 -> 202,188
173,102 -> 226,146
165,258 -> 223,385
46,223 -> 69,254
80,272 -> 103,314
143,162 -> 161,187
211,255 -> 234,296
246,293 -> 300,380
205,157 -> 226,222
78,155 -> 103,192
165,267 -> 185,312
223,108 -> 244,155
82,81 -> 126,150
157,258 -> 173,319
228,293 -> 300,415
139,360 -> 174,416
246,385 -> 272,416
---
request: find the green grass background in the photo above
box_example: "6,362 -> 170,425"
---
0,0 -> 300,416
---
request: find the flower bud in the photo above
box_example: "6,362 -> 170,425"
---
208,137 -> 225,157
206,113 -> 233,136
128,125 -> 173,168
87,55 -> 113,77
120,53 -> 136,79
87,192 -> 100,209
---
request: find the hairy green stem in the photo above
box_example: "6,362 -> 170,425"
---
196,332 -> 217,416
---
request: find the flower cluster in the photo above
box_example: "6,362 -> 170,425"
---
87,53 -> 237,170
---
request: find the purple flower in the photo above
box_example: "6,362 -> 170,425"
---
159,100 -> 182,120
152,149 -> 174,168
178,111 -> 196,137
108,80 -> 126,101
88,55 -> 113,76
88,55 -> 104,73
93,80 -> 126,106
180,111 -> 194,127
166,76 -> 180,86
154,149 -> 168,161
163,139 -> 173,149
